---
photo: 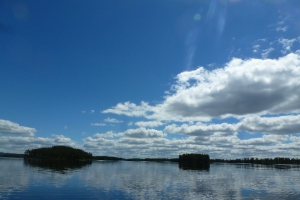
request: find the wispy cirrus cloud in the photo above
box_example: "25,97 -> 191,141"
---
91,123 -> 106,126
104,117 -> 123,123
278,37 -> 300,54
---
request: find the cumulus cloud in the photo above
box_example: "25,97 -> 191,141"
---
82,130 -> 300,158
238,115 -> 300,135
0,119 -> 36,136
237,135 -> 287,146
122,127 -> 166,138
103,53 -> 300,122
164,123 -> 236,137
52,134 -> 74,144
93,131 -> 118,138
0,135 -> 76,153
102,101 -> 152,117
99,51 -> 300,158
163,115 -> 300,137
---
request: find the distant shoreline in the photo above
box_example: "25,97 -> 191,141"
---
1,152 -> 300,165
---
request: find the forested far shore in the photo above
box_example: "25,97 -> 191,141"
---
93,156 -> 123,160
125,158 -> 179,162
0,152 -> 24,158
211,157 -> 300,165
2,148 -> 300,165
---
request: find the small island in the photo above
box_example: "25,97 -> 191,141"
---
24,146 -> 93,160
179,153 -> 210,170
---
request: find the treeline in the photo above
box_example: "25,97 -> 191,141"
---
125,158 -> 179,162
93,156 -> 179,162
24,146 -> 92,160
211,157 -> 300,165
179,153 -> 210,170
0,153 -> 24,158
93,156 -> 123,161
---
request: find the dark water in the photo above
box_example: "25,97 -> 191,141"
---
1,158 -> 300,200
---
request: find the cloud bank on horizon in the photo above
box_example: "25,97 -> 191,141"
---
1,0 -> 300,158
96,52 -> 300,158
2,50 -> 299,158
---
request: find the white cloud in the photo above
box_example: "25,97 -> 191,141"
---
252,44 -> 260,53
261,47 -> 274,58
164,123 -> 236,137
238,115 -> 300,135
276,26 -> 287,32
83,130 -> 294,158
104,117 -> 123,123
278,38 -> 299,54
79,121 -> 300,159
52,134 -> 74,144
237,135 -> 287,146
128,122 -> 133,126
0,119 -> 36,136
163,115 -> 300,137
135,121 -> 164,127
96,52 -> 300,158
90,110 -> 95,114
0,135 -> 76,153
275,14 -> 289,32
122,127 -> 166,138
103,53 -> 300,122
91,123 -> 106,126
102,101 -> 152,117
93,131 -> 118,138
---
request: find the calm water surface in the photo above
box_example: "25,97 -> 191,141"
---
1,158 -> 300,200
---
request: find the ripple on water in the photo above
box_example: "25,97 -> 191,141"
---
1,160 -> 300,199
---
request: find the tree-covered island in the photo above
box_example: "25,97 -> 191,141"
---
24,146 -> 93,160
179,153 -> 210,170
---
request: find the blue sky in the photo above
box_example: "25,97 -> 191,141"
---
1,0 -> 300,158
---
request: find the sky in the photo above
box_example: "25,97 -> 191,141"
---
1,0 -> 300,159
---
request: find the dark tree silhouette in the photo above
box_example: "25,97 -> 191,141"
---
211,157 -> 300,165
24,146 -> 92,160
179,153 -> 210,170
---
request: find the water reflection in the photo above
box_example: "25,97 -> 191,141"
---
231,163 -> 300,171
179,163 -> 210,171
23,158 -> 92,173
1,158 -> 300,200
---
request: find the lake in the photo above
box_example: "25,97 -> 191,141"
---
1,158 -> 300,200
